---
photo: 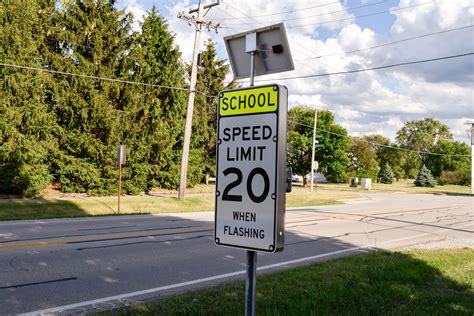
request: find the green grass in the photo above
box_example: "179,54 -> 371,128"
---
0,187 -> 352,221
103,249 -> 474,316
316,179 -> 470,195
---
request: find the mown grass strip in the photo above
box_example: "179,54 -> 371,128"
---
104,249 -> 474,316
316,179 -> 470,195
0,188 -> 351,221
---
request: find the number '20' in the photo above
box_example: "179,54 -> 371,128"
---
222,167 -> 270,203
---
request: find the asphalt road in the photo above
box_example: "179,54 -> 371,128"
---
0,191 -> 472,315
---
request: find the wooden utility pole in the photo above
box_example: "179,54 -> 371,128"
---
178,0 -> 220,200
465,122 -> 474,195
310,109 -> 318,192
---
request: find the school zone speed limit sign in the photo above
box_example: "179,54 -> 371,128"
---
215,84 -> 287,253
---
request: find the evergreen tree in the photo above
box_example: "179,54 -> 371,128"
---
124,6 -> 187,192
50,0 -> 135,194
0,0 -> 59,196
0,2 -> 235,196
378,163 -> 395,184
192,40 -> 235,184
414,165 -> 436,187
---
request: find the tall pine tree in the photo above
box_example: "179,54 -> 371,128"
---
192,40 -> 235,184
50,0 -> 135,194
124,6 -> 187,191
0,0 -> 59,196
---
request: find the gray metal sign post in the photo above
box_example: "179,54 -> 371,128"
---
246,50 -> 257,316
218,23 -> 294,316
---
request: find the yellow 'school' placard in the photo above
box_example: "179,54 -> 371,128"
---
219,85 -> 278,116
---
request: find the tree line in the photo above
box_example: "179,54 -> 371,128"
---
1,0 -> 232,196
1,1 -> 469,197
288,107 -> 471,187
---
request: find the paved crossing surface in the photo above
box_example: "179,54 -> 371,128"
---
0,191 -> 472,315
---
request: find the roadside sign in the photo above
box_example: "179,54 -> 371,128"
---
215,84 -> 287,253
117,145 -> 126,167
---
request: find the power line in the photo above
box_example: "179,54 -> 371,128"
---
221,0 -> 437,30
219,0 -> 444,117
289,120 -> 471,157
0,60 -> 226,100
221,0 -> 341,20
218,3 -> 328,74
6,61 -> 464,158
219,0 -> 430,116
177,0 -> 222,200
223,0 -> 390,26
252,52 -> 474,82
296,24 -> 474,60
289,0 -> 436,29
219,0 -> 466,121
0,61 -> 219,98
0,62 -> 190,92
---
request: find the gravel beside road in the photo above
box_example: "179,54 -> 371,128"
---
404,237 -> 474,249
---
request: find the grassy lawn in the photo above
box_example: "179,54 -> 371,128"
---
103,249 -> 474,316
0,186 -> 355,221
316,179 -> 470,195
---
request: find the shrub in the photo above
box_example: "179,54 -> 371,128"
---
414,165 -> 436,187
0,163 -> 52,197
438,170 -> 470,186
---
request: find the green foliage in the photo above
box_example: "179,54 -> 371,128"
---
288,107 -> 350,184
348,137 -> 379,180
0,0 -> 59,196
122,6 -> 188,191
414,165 -> 436,187
378,163 -> 395,184
363,134 -> 406,179
0,2 -> 235,197
396,118 -> 453,176
438,170 -> 470,186
287,130 -> 312,186
425,140 -> 470,177
396,118 -> 453,154
192,40 -> 235,183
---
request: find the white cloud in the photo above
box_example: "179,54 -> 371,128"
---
386,0 -> 474,83
123,0 -> 473,144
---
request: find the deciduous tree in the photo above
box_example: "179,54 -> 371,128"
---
348,137 -> 379,180
288,107 -> 350,185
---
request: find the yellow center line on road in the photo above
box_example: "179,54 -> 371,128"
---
0,227 -> 212,252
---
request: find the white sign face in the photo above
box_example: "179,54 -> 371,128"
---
215,85 -> 287,253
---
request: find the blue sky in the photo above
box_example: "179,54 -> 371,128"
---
116,0 -> 474,143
